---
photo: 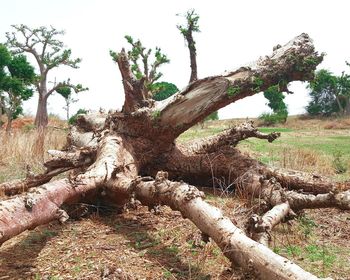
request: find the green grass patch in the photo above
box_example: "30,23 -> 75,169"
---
258,127 -> 294,133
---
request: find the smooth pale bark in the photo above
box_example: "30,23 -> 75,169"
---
67,126 -> 98,148
248,203 -> 292,246
105,172 -> 321,280
74,112 -> 107,132
247,179 -> 350,245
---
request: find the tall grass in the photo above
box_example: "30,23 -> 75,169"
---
0,129 -> 67,182
274,147 -> 335,176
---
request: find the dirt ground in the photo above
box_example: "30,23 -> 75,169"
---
0,189 -> 349,280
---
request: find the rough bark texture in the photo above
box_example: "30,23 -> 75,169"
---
1,34 -> 345,279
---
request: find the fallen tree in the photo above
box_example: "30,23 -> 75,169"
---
1,33 -> 349,279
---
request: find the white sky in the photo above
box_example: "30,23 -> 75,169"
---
1,0 -> 349,119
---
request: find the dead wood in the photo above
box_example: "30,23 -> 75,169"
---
0,167 -> 71,196
0,33 -> 344,279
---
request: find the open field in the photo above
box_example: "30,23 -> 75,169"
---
0,116 -> 349,279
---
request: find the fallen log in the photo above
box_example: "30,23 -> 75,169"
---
1,33 -> 343,279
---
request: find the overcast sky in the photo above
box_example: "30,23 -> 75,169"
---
1,0 -> 349,119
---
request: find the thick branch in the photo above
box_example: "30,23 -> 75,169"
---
158,140 -> 350,197
0,179 -> 72,245
44,147 -> 96,170
264,167 -> 350,194
0,134 -> 128,245
114,49 -> 147,112
155,33 -> 322,137
248,203 -> 291,246
186,121 -> 280,154
0,167 -> 71,196
75,112 -> 107,132
247,177 -> 350,246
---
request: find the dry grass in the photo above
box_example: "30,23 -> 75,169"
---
0,116 -> 349,279
0,128 -> 67,183
205,115 -> 350,131
257,147 -> 336,176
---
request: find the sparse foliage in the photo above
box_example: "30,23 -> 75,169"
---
110,35 -> 170,94
177,9 -> 200,83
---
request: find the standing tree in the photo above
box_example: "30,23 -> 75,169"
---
0,44 -> 35,132
307,67 -> 350,116
177,9 -> 200,83
5,25 -> 87,128
178,9 -> 219,128
2,30 -> 350,279
56,84 -> 81,121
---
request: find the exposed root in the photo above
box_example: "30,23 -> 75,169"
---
0,167 -> 72,196
186,121 -> 280,154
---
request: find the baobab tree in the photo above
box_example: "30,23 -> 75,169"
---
1,31 -> 350,280
5,25 -> 87,128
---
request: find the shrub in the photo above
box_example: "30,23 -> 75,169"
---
258,111 -> 287,126
68,109 -> 88,125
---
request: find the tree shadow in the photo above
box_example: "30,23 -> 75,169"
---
99,209 -> 212,280
0,223 -> 63,279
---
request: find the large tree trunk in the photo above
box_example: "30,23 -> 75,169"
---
5,114 -> 12,133
2,34 -> 347,279
34,94 -> 49,128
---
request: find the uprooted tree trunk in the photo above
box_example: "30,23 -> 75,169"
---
1,34 -> 349,279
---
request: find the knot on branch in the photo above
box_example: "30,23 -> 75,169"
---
183,185 -> 205,202
24,194 -> 37,210
247,214 -> 273,235
262,178 -> 287,206
56,208 -> 69,223
155,171 -> 169,183
267,132 -> 281,143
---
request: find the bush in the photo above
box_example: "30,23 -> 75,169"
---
259,112 -> 287,126
68,109 -> 88,125
151,82 -> 178,101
